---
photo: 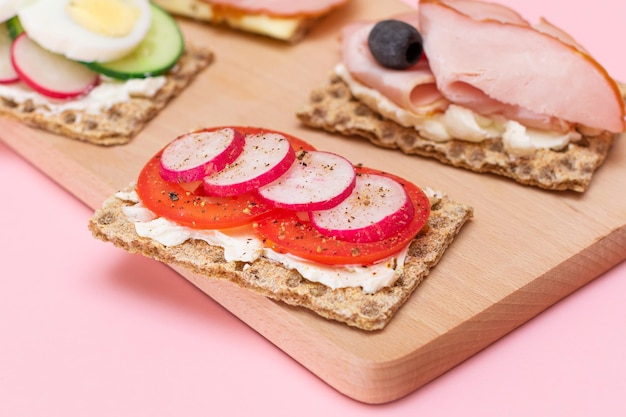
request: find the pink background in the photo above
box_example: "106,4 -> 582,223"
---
2,1 -> 625,415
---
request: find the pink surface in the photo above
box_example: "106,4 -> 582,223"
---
2,1 -> 626,415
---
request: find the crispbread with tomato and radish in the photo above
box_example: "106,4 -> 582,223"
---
88,126 -> 473,330
297,0 -> 626,192
0,1 -> 212,146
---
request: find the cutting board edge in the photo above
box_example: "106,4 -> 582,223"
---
165,222 -> 626,404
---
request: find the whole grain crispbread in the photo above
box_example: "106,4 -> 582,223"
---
0,45 -> 213,146
88,185 -> 473,331
296,73 -> 623,192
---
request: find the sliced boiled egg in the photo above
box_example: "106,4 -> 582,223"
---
0,0 -> 19,22
17,0 -> 152,63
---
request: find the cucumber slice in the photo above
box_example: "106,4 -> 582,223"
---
6,16 -> 23,40
83,3 -> 183,80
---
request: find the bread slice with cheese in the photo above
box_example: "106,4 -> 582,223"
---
88,184 -> 473,331
153,0 -> 349,42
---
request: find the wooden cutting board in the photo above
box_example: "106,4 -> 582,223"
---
2,0 -> 625,404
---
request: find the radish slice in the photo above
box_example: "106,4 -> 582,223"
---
0,24 -> 18,84
10,33 -> 99,99
257,150 -> 356,211
203,132 -> 296,197
310,173 -> 415,243
160,128 -> 245,183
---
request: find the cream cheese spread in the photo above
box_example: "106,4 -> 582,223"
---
334,63 -> 581,156
116,188 -> 439,294
0,76 -> 166,115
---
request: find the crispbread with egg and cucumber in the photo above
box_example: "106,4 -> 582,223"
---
297,0 -> 626,192
0,0 -> 212,146
88,126 -> 473,330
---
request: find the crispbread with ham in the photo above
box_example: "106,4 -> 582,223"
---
153,0 -> 351,42
297,0 -> 626,192
297,73 -> 620,192
0,45 -> 213,146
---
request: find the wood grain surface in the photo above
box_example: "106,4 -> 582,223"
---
1,0 -> 625,404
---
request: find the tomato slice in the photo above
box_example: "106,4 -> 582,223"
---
136,126 -> 317,230
253,166 -> 431,265
137,151 -> 276,229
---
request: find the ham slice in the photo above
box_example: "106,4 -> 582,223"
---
440,0 -> 528,25
533,17 -> 588,53
419,0 -> 625,132
341,18 -> 448,115
204,0 -> 350,17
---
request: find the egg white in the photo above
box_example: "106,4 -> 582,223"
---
0,0 -> 19,22
17,0 -> 152,63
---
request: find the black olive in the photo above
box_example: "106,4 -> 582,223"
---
367,19 -> 424,70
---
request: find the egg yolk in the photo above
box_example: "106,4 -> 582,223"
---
67,0 -> 141,37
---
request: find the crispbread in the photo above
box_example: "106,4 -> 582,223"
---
0,45 -> 213,146
296,73 -> 624,192
88,184 -> 473,331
